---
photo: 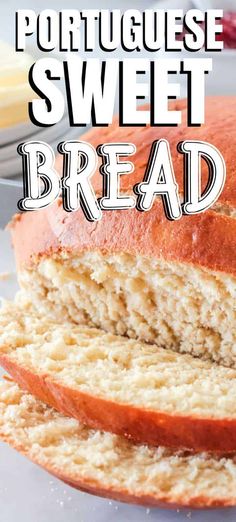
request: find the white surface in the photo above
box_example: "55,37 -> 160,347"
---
0,126 -> 82,177
0,230 -> 236,522
0,120 -> 39,146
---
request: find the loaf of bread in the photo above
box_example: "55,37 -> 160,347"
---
10,98 -> 236,367
2,378 -> 236,509
2,301 -> 236,452
2,97 -> 236,509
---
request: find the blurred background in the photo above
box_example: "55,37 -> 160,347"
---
0,0 -> 236,178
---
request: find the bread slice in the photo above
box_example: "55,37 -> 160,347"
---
10,97 -> 236,368
2,378 -> 236,509
2,301 -> 236,452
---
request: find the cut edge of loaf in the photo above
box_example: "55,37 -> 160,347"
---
1,379 -> 236,509
15,248 -> 236,369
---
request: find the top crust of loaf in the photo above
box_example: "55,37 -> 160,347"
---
10,97 -> 236,275
56,97 -> 236,211
10,200 -> 236,276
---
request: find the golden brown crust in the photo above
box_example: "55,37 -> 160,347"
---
55,97 -> 236,211
53,476 -> 236,509
10,198 -> 236,276
3,354 -> 236,453
10,97 -> 236,275
0,431 -> 235,509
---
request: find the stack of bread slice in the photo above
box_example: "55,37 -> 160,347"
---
1,98 -> 236,509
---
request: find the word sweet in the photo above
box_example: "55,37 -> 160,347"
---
15,8 -> 223,127
29,57 -> 212,127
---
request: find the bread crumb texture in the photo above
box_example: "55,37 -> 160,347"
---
1,380 -> 236,508
16,251 -> 236,367
1,301 -> 236,420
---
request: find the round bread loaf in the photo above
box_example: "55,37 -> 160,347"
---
9,97 -> 236,367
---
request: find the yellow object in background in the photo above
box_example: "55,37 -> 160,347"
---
0,41 -> 34,128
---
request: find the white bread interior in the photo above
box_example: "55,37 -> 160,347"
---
16,252 -> 236,367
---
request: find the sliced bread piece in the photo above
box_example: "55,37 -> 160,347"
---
1,379 -> 236,509
1,302 -> 236,452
